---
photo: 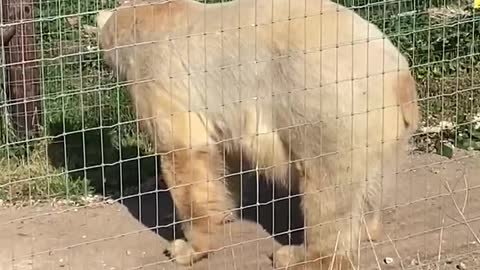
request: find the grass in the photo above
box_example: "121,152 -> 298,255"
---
0,140 -> 92,204
0,0 -> 157,204
0,0 -> 479,204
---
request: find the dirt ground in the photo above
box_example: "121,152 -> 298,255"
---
1,150 -> 480,270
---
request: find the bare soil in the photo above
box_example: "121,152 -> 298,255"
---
1,150 -> 480,270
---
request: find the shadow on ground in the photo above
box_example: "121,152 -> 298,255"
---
46,121 -> 304,246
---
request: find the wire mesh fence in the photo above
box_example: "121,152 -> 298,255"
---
0,0 -> 479,269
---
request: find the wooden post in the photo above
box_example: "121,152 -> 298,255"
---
2,0 -> 41,140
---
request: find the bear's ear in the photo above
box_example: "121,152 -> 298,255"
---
96,10 -> 114,30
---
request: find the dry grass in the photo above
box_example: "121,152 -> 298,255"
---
0,140 -> 92,205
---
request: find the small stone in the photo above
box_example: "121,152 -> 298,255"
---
86,45 -> 96,52
410,258 -> 419,265
383,257 -> 394,264
126,250 -> 131,256
457,262 -> 467,270
106,199 -> 115,205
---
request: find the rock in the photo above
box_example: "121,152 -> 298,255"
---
457,262 -> 467,270
383,257 -> 394,265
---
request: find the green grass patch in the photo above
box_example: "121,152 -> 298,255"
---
0,140 -> 93,204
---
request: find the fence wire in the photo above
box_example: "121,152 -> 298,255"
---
0,0 -> 479,269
